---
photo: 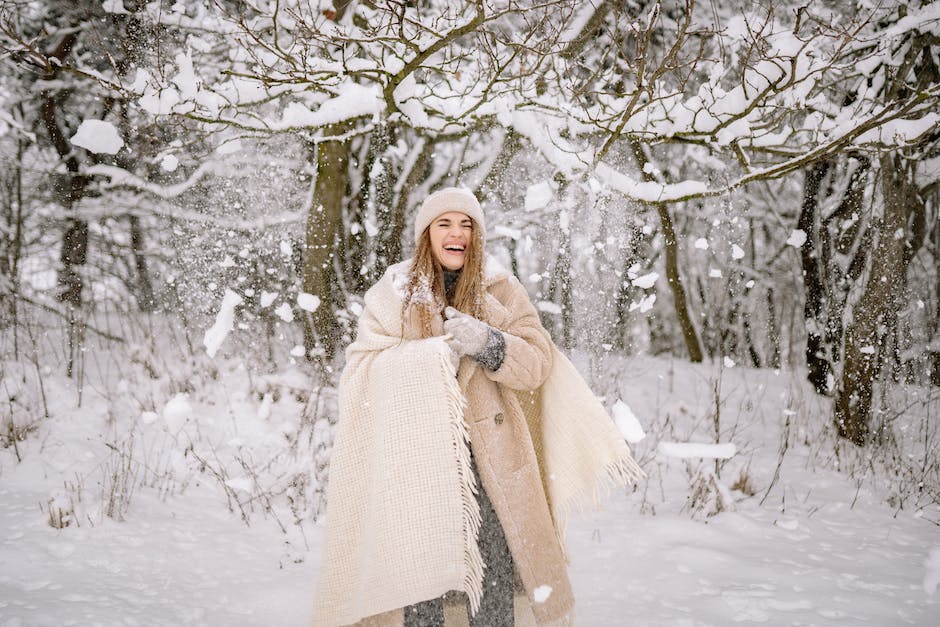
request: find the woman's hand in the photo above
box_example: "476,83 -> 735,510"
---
443,307 -> 491,357
443,307 -> 506,371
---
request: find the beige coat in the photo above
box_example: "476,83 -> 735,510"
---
454,269 -> 574,623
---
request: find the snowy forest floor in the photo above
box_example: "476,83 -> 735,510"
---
2,330 -> 940,626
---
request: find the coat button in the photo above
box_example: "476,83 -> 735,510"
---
494,412 -> 504,425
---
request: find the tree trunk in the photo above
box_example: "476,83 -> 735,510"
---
930,350 -> 940,388
362,122 -> 395,285
0,133 -> 26,357
610,227 -> 643,350
833,157 -> 907,445
797,160 -> 833,394
303,122 -> 352,361
342,137 -> 370,294
129,215 -> 155,312
657,203 -> 703,362
36,32 -> 87,377
766,288 -> 781,369
740,285 -> 762,368
822,157 -> 873,386
931,216 -> 940,387
628,139 -> 703,362
553,208 -> 573,350
42,96 -> 87,310
43,95 -> 87,379
884,170 -> 927,381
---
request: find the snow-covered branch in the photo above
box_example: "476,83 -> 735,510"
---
86,162 -> 223,200
596,83 -> 940,204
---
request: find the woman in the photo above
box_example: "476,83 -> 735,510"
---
313,188 -> 643,627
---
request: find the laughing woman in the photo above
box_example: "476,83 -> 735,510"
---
313,188 -> 643,627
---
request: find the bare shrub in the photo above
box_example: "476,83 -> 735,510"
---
43,479 -> 83,529
731,464 -> 757,497
100,434 -> 140,522
684,464 -> 735,518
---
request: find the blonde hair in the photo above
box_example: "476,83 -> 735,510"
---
402,221 -> 487,339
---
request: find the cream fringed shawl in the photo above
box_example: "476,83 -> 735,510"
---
312,259 -> 644,627
312,265 -> 483,627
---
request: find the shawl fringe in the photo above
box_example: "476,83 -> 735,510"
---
440,349 -> 485,614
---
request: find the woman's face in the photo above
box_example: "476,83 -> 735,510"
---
428,211 -> 473,270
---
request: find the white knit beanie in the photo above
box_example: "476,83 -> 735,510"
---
413,187 -> 485,244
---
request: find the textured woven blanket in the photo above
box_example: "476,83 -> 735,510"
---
312,265 -> 479,627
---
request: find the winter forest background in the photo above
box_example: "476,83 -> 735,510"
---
1,1 -> 940,625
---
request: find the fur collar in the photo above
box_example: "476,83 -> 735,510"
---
387,254 -> 511,298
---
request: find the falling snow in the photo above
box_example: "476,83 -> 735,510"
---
2,2 -> 939,626
70,120 -> 124,154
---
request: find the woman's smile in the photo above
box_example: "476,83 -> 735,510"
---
442,240 -> 466,263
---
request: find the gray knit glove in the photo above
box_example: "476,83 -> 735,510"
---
443,307 -> 490,356
443,307 -> 506,371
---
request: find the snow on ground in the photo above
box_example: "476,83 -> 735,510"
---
568,480 -> 938,625
2,344 -> 939,626
0,486 -> 318,626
